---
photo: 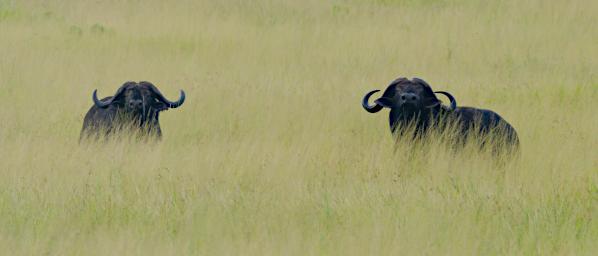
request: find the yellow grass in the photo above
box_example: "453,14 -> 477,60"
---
0,0 -> 596,255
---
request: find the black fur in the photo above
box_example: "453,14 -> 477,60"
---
80,81 -> 185,141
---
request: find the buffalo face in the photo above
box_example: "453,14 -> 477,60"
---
362,77 -> 456,115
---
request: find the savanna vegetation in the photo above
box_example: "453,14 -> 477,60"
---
0,0 -> 596,254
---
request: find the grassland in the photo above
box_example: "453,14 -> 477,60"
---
0,0 -> 596,255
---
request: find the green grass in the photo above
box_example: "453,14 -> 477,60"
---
0,0 -> 596,254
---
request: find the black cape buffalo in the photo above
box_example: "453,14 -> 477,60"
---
362,77 -> 519,152
80,81 -> 185,141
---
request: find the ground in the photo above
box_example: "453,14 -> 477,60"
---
0,0 -> 596,255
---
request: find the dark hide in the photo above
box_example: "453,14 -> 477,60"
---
80,81 -> 185,141
362,77 -> 519,152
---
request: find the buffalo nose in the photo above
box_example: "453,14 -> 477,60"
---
400,93 -> 419,102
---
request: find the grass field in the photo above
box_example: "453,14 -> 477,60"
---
0,0 -> 596,254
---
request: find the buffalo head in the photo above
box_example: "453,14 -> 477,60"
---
362,77 -> 456,114
92,81 -> 185,121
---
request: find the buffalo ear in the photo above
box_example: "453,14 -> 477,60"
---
374,97 -> 394,108
424,97 -> 441,108
152,101 -> 168,111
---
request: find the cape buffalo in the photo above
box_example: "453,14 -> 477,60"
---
362,77 -> 519,152
80,81 -> 185,141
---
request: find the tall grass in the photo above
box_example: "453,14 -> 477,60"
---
0,0 -> 596,254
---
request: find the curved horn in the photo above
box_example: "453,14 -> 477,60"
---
92,83 -> 132,108
434,91 -> 457,111
362,90 -> 383,113
92,90 -> 113,108
145,83 -> 185,108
